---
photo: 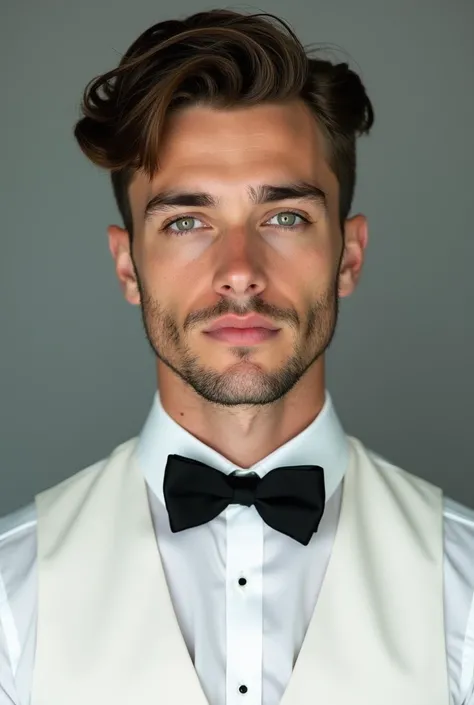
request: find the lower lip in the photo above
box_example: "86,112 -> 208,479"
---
205,327 -> 280,344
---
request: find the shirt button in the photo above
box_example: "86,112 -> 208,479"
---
238,577 -> 247,586
239,685 -> 248,694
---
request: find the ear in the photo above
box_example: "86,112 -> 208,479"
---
338,214 -> 369,298
107,224 -> 141,306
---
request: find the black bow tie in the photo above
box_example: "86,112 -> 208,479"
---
163,454 -> 326,546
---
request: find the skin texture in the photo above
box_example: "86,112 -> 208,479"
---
107,100 -> 368,468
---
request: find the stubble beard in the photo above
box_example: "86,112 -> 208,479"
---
135,275 -> 340,408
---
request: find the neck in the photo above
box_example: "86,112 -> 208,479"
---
156,359 -> 326,468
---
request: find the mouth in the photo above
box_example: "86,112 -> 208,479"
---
203,327 -> 281,345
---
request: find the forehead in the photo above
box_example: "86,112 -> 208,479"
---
129,101 -> 337,211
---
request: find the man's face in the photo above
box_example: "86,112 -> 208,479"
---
110,100 -> 366,406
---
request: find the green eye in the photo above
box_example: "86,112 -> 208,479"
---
163,210 -> 310,237
277,212 -> 298,226
172,217 -> 197,231
163,216 -> 208,235
268,211 -> 308,228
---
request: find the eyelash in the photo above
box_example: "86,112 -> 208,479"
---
161,210 -> 312,236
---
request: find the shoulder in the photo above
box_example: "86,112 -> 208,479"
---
35,437 -> 139,515
356,436 -> 474,584
349,436 -> 446,503
0,437 -> 139,575
350,435 -> 474,533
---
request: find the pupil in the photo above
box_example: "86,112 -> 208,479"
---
279,213 -> 295,226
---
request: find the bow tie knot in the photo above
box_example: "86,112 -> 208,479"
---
228,473 -> 260,507
163,454 -> 326,546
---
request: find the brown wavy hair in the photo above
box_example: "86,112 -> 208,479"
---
73,8 -> 374,241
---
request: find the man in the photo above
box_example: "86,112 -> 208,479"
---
0,8 -> 473,705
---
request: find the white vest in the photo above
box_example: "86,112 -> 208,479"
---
31,435 -> 450,704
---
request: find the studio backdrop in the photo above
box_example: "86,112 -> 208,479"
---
1,0 -> 473,516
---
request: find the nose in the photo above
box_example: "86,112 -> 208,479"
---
212,227 -> 267,301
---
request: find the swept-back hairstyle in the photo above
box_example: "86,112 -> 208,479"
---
73,9 -> 374,240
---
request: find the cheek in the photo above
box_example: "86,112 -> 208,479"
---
139,247 -> 174,296
292,239 -> 336,287
141,230 -> 210,291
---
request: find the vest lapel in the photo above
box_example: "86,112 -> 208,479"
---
280,436 -> 450,705
31,439 -> 209,705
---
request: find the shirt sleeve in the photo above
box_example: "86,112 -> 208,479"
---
0,504 -> 37,705
461,598 -> 474,704
0,618 -> 18,705
463,679 -> 474,705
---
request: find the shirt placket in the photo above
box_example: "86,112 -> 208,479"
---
225,502 -> 264,705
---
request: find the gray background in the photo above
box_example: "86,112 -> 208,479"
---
1,0 -> 473,517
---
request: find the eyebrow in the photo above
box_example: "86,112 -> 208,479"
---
143,181 -> 328,221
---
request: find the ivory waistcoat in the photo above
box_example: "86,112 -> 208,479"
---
31,435 -> 450,704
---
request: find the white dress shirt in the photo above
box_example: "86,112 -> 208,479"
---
1,390 -> 474,705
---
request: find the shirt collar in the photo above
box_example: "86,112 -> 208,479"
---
136,389 -> 350,507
